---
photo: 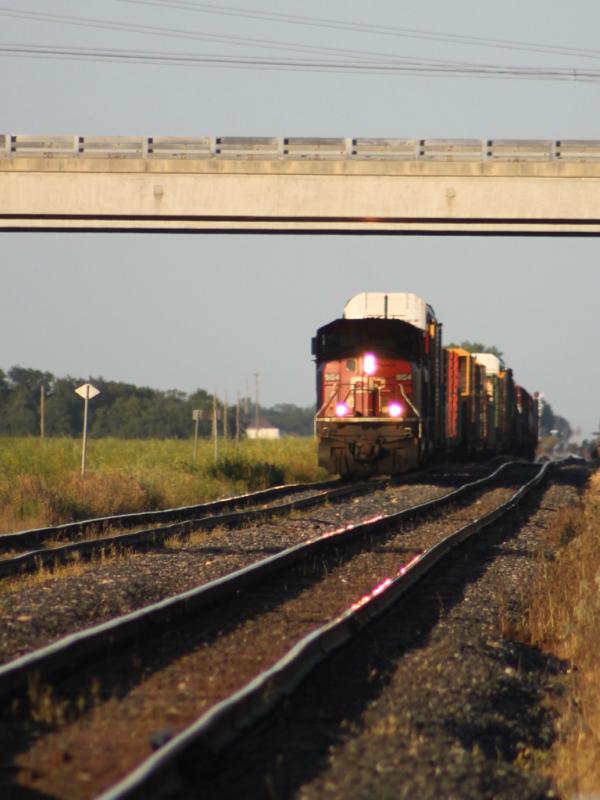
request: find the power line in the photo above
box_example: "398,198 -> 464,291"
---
0,7 -> 517,71
115,0 -> 600,63
1,41 -> 599,82
0,4 -> 597,82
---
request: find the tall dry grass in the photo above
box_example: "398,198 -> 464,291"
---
523,470 -> 600,796
0,437 -> 325,533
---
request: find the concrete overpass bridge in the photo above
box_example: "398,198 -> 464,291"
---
2,135 -> 600,235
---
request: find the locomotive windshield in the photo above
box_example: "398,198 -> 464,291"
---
313,318 -> 422,362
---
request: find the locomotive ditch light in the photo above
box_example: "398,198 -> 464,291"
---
335,402 -> 350,417
363,353 -> 377,375
388,402 -> 403,418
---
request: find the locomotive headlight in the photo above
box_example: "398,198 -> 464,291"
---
363,353 -> 377,375
335,402 -> 350,417
388,402 -> 403,418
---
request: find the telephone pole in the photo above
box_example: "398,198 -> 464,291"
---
212,392 -> 219,462
40,385 -> 45,439
254,372 -> 260,436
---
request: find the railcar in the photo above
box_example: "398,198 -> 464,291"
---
313,292 -> 538,476
514,386 -> 539,459
444,346 -> 488,454
471,352 -> 515,454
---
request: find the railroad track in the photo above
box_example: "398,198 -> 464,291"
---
0,460 -> 548,800
0,463 -> 473,580
0,475 -> 399,578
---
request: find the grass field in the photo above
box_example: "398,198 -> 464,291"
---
0,437 -> 326,533
518,469 -> 600,796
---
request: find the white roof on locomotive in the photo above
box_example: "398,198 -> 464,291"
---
343,292 -> 432,331
473,352 -> 504,375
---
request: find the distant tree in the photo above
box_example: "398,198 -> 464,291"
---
0,370 -> 9,404
0,391 -> 37,435
263,403 -> 315,436
0,365 -> 317,439
552,414 -> 572,441
0,366 -> 53,435
7,366 -> 53,394
446,341 -> 504,360
46,377 -> 82,436
539,399 -> 572,441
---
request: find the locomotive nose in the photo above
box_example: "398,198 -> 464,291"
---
335,402 -> 349,417
363,353 -> 377,375
353,441 -> 381,462
387,402 -> 403,418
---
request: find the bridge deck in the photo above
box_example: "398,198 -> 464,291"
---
2,136 -> 600,234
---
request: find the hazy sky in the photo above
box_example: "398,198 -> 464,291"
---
2,1 -> 600,436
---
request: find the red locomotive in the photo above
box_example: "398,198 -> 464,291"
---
313,292 -> 537,476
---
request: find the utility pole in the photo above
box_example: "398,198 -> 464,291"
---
192,409 -> 200,462
236,391 -> 241,442
223,391 -> 228,439
537,392 -> 544,438
212,392 -> 219,462
254,372 -> 260,437
40,385 -> 45,439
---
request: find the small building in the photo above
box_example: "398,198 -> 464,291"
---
245,417 -> 280,439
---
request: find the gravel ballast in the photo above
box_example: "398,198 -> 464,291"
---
0,473 -> 468,664
3,469 -> 529,799
195,464 -> 588,800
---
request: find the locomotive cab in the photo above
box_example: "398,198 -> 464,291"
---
313,292 -> 443,477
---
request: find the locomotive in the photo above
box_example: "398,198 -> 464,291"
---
312,292 -> 537,477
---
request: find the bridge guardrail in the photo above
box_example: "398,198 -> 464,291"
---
4,135 -> 600,161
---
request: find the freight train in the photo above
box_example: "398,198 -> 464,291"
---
312,292 -> 538,477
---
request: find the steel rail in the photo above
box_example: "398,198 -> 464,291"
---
97,460 -> 551,800
0,476 -> 400,578
0,477 -> 343,551
0,460 -> 527,698
0,463 -> 445,577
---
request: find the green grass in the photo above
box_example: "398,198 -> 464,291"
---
0,437 -> 326,532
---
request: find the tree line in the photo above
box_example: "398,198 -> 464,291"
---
0,367 -> 315,438
0,365 -> 571,442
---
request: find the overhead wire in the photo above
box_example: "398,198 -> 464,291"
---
0,7 -> 499,69
0,41 -> 599,82
115,0 -> 600,63
0,3 -> 598,82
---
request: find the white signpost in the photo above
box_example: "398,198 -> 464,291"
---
75,383 -> 100,476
